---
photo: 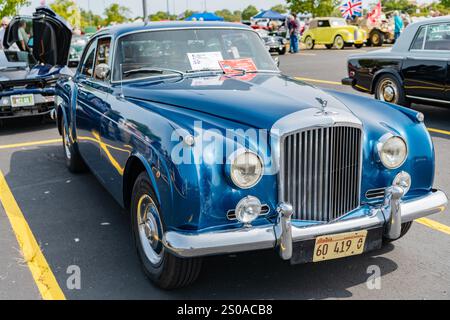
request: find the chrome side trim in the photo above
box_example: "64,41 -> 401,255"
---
406,95 -> 450,105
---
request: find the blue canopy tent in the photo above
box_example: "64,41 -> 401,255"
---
185,12 -> 224,21
252,10 -> 286,20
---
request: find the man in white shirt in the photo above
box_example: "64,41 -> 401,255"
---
0,17 -> 11,50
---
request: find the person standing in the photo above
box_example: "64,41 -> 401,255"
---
289,14 -> 300,54
0,17 -> 10,50
17,20 -> 31,51
394,11 -> 404,41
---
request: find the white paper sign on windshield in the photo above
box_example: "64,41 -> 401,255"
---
187,52 -> 224,71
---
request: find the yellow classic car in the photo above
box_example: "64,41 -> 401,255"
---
302,17 -> 367,50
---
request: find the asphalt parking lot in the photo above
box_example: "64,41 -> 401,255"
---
0,46 -> 449,300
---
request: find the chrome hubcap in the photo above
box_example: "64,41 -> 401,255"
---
335,37 -> 344,48
137,194 -> 163,265
306,38 -> 313,48
63,126 -> 71,160
378,79 -> 398,103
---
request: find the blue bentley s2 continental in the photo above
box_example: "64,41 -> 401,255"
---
54,22 -> 448,289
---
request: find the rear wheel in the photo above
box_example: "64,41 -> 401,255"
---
384,222 -> 413,243
374,74 -> 409,106
304,36 -> 314,50
62,121 -> 87,173
333,35 -> 345,50
131,172 -> 202,289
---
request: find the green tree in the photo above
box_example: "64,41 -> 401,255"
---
149,11 -> 177,21
0,0 -> 29,17
80,9 -> 105,29
50,0 -> 81,28
441,0 -> 449,7
104,3 -> 130,25
271,4 -> 288,14
286,0 -> 340,17
382,0 -> 417,14
215,9 -> 242,22
242,5 -> 259,20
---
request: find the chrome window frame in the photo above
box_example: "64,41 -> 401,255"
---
409,22 -> 450,53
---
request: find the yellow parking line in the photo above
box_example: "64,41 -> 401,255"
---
0,170 -> 65,300
0,139 -> 61,150
416,218 -> 450,236
295,77 -> 342,85
428,128 -> 450,136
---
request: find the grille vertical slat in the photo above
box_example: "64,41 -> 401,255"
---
282,126 -> 362,222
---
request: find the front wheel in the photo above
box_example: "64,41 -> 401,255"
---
374,74 -> 409,106
62,121 -> 87,173
333,35 -> 345,50
279,47 -> 287,55
131,172 -> 202,289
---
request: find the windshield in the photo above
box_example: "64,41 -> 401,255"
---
113,28 -> 278,81
331,19 -> 347,27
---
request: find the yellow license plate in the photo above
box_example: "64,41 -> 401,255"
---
11,94 -> 34,108
313,230 -> 367,262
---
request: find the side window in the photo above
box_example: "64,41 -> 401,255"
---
318,20 -> 330,28
309,20 -> 318,29
80,41 -> 96,77
93,38 -> 111,81
410,26 -> 426,50
424,23 -> 450,51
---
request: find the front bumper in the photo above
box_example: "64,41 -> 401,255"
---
163,189 -> 448,259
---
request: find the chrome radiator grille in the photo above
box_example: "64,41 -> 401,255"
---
281,126 -> 362,222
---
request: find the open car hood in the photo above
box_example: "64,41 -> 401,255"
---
3,6 -> 72,66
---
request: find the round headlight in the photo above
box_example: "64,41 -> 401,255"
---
393,171 -> 411,195
229,150 -> 264,189
235,196 -> 262,224
378,135 -> 407,169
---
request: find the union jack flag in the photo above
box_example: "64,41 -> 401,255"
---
340,0 -> 363,20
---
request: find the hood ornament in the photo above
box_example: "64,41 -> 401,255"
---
315,97 -> 338,116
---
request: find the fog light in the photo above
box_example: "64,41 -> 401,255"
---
235,196 -> 262,224
393,171 -> 411,195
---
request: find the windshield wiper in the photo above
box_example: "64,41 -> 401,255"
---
123,67 -> 185,78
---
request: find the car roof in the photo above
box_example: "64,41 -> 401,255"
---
93,21 -> 252,38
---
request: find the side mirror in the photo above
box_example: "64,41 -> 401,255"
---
94,63 -> 110,81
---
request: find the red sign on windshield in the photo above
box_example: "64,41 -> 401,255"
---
219,59 -> 257,74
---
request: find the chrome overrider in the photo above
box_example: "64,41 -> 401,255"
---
163,187 -> 448,259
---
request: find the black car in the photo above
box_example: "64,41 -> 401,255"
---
255,29 -> 288,55
342,16 -> 450,107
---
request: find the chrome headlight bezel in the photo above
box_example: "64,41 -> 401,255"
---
376,133 -> 408,169
226,149 -> 264,189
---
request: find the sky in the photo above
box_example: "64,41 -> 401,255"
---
21,0 -> 435,17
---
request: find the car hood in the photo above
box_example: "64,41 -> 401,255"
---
3,6 -> 72,66
123,74 -> 355,129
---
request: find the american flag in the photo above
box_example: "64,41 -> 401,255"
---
340,0 -> 363,20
